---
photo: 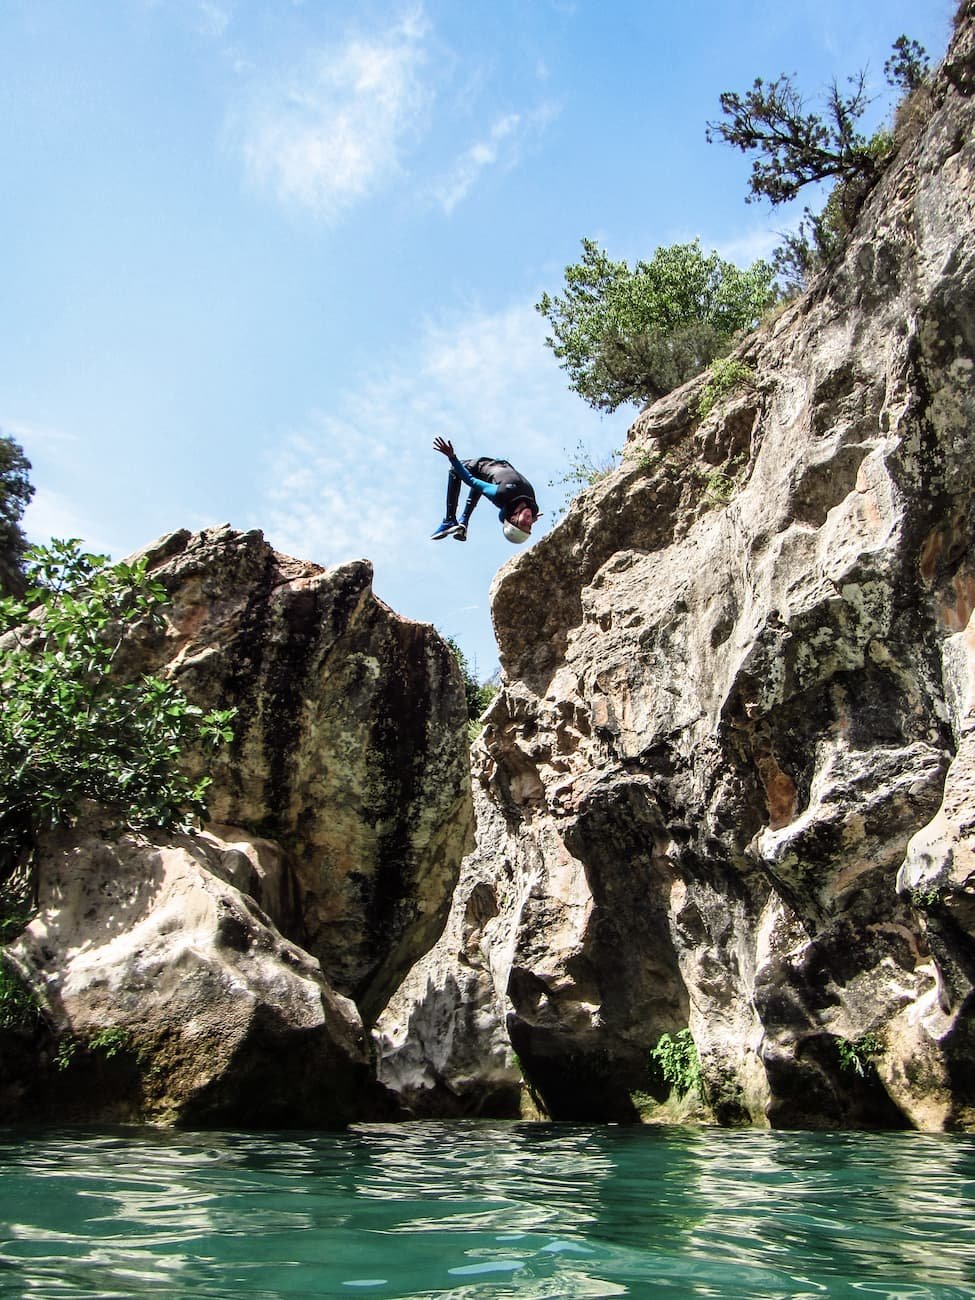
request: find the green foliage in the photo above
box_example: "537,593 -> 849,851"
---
712,37 -> 929,293
703,470 -> 738,504
55,1028 -> 136,1071
0,432 -> 35,598
548,440 -> 621,515
0,539 -> 236,881
536,239 -> 777,412
54,1036 -> 79,1071
910,885 -> 941,909
697,358 -> 756,418
88,1026 -> 134,1060
444,636 -> 496,737
0,957 -> 40,1031
885,35 -> 931,94
650,1028 -> 701,1097
707,70 -> 883,208
836,1031 -> 883,1077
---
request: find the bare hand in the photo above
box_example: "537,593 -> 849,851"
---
433,436 -> 455,458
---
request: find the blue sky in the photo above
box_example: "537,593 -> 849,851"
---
3,0 -> 955,676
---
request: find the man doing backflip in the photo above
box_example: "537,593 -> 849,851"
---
430,437 -> 540,544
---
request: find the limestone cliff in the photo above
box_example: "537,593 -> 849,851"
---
377,9 -> 975,1130
2,528 -> 473,1125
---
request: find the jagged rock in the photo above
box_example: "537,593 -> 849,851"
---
125,526 -> 473,1025
378,12 -> 975,1130
2,816 -> 388,1126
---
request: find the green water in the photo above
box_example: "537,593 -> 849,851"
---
0,1122 -> 973,1298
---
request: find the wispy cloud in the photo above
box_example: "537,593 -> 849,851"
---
258,301 -> 631,572
230,8 -> 431,220
23,488 -> 123,558
1,417 -> 78,447
712,227 -> 784,265
433,103 -> 559,214
195,1 -> 232,38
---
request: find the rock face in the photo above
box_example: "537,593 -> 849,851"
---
3,816 -> 381,1126
1,529 -> 473,1125
378,12 -> 975,1130
130,527 -> 473,1026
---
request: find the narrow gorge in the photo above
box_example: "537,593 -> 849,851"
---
2,5 -> 974,1133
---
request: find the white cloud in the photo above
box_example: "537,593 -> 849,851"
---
433,102 -> 559,214
2,417 -> 77,448
258,301 -> 632,572
231,8 -> 431,220
23,488 -> 122,558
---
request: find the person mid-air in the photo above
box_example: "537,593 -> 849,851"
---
430,437 -> 540,544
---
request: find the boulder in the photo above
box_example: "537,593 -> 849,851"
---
2,816 -> 386,1126
1,527 -> 473,1124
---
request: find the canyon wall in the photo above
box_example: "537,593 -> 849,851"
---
377,10 -> 975,1130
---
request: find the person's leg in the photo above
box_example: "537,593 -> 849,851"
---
431,469 -> 463,539
451,488 -> 482,541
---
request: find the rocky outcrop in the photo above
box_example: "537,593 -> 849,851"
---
378,11 -> 975,1130
127,526 -> 473,1025
3,816 -> 383,1126
1,528 -> 473,1125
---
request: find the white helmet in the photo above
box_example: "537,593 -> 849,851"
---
502,520 -> 530,544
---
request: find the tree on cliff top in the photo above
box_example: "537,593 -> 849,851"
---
707,35 -> 931,289
536,239 -> 776,412
0,432 -> 35,598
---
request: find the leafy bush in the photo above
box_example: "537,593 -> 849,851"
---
0,539 -> 235,884
0,957 -> 40,1030
836,1032 -> 882,1077
651,1028 -> 701,1097
536,239 -> 776,412
697,358 -> 756,418
444,636 -> 497,739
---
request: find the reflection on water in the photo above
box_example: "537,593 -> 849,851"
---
0,1122 -> 973,1297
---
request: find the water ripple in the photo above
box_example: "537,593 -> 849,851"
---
0,1124 -> 973,1297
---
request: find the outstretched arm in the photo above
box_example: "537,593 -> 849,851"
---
432,438 -> 498,498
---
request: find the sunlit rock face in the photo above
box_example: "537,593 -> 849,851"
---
3,817 -> 385,1127
378,11 -> 975,1130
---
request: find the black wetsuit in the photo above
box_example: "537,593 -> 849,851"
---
446,454 -> 540,525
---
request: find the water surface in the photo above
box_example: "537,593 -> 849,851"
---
1,1122 -> 973,1297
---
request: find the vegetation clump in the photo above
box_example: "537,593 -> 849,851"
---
697,357 -> 756,418
0,539 -> 236,903
836,1031 -> 883,1077
536,239 -> 776,412
548,439 -> 621,516
708,35 -> 931,291
651,1028 -> 702,1097
444,636 -> 497,741
0,431 -> 35,598
0,957 -> 41,1031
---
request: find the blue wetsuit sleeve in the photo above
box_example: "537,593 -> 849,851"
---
448,454 -> 500,499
